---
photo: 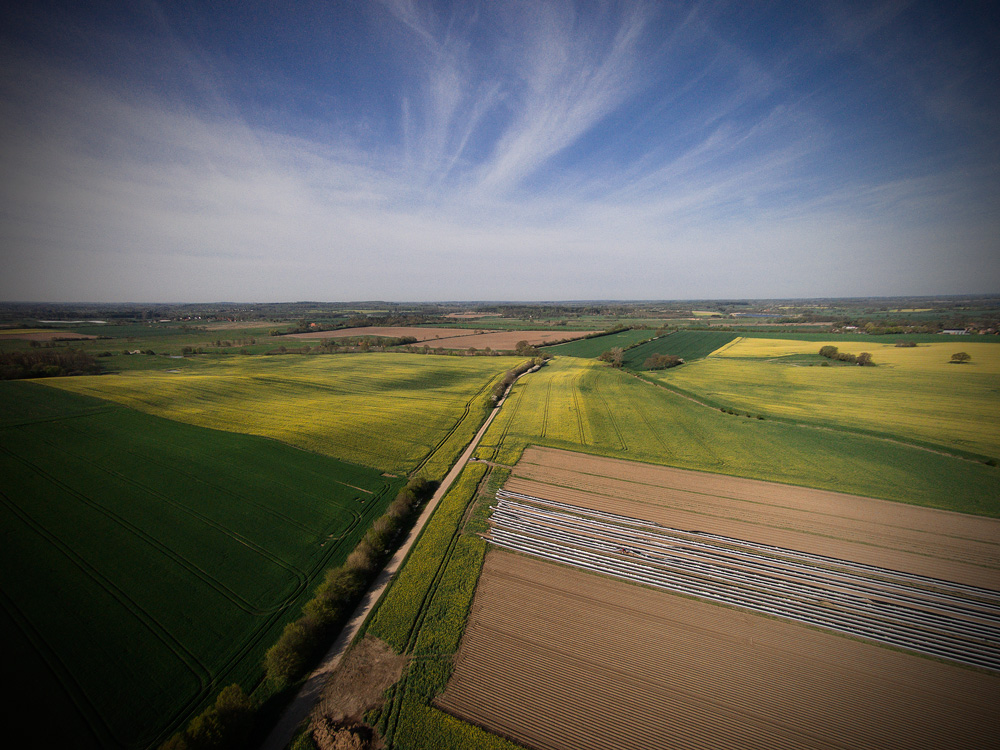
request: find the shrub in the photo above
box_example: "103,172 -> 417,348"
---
265,617 -> 324,687
160,685 -> 254,750
643,353 -> 683,370
951,352 -> 971,363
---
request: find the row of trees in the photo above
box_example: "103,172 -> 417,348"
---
491,358 -> 545,403
264,477 -> 437,687
818,346 -> 874,366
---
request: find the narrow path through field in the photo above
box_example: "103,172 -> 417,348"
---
258,374 -> 526,750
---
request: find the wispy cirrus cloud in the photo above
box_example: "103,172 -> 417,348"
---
1,0 -> 997,302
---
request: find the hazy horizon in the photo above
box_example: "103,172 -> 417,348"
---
2,1 -> 998,303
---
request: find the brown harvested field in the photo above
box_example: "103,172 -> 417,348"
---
282,326 -> 490,341
0,330 -> 96,341
283,327 -> 599,349
417,330 -> 599,350
437,550 -> 1000,750
504,446 -> 1000,587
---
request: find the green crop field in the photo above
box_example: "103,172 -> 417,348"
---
42,353 -> 521,475
473,357 -> 1000,516
0,381 -> 401,749
622,330 -> 739,369
654,338 -> 1000,460
542,329 -> 655,358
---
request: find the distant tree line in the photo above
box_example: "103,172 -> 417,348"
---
0,348 -> 101,380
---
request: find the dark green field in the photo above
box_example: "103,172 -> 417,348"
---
0,381 -> 400,749
542,329 -> 655,358
622,330 -> 739,369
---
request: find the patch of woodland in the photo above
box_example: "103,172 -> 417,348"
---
818,345 -> 874,366
643,353 -> 683,370
0,348 -> 101,379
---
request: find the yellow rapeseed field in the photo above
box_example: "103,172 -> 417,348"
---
44,353 -> 519,473
662,338 -> 1000,457
473,357 -> 1000,514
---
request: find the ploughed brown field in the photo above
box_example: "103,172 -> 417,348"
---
284,327 -> 598,349
423,330 -> 599,350
283,326 -> 485,341
505,447 -> 1000,587
436,447 -> 1000,750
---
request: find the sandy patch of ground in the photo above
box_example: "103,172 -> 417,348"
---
310,636 -> 407,750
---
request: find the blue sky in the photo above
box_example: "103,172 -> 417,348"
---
1,0 -> 997,302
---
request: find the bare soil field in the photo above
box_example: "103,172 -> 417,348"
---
0,330 -> 96,341
420,330 -> 599,350
505,446 -> 1000,587
438,446 -> 1000,750
283,328 -> 599,349
283,326 -> 491,341
437,550 -> 1000,750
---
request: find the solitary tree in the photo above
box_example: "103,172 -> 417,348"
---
951,352 -> 971,364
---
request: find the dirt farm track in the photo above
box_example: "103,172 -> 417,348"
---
436,447 -> 1000,750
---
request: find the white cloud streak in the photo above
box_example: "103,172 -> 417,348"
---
1,1 -> 997,302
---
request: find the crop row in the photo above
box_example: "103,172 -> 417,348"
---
487,492 -> 1000,672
